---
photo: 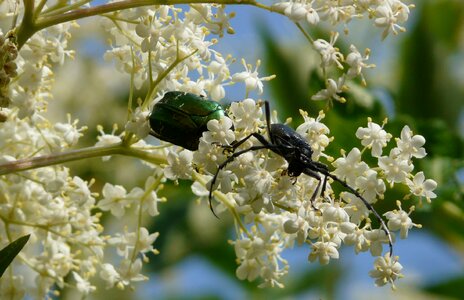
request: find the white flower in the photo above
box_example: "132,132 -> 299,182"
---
384,201 -> 421,239
406,171 -> 437,202
311,77 -> 346,103
332,148 -> 369,186
204,55 -> 231,101
395,125 -> 427,160
202,116 -> 235,145
164,149 -> 194,180
369,253 -> 403,289
236,259 -> 260,281
135,13 -> 161,52
345,45 -> 374,83
95,125 -> 122,151
235,187 -> 273,214
343,192 -> 370,224
125,107 -> 150,138
134,227 -> 159,255
100,264 -> 120,288
118,258 -> 148,285
323,203 -> 349,223
296,110 -> 332,159
97,183 -> 130,217
378,150 -> 413,185
54,114 -> 86,146
308,241 -> 339,265
229,98 -> 262,131
72,272 -> 96,295
108,230 -> 134,258
344,226 -> 371,254
273,1 -> 320,25
232,59 -> 275,95
128,176 -> 164,217
364,229 -> 392,257
355,170 -> 386,202
374,3 -> 408,39
356,119 -> 392,157
313,32 -> 343,69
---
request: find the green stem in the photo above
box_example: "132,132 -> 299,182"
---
16,0 -> 35,47
295,22 -> 314,44
0,143 -> 167,175
143,48 -> 199,109
16,0 -> 279,50
35,0 -> 259,30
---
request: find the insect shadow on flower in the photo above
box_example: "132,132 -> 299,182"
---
209,101 -> 393,256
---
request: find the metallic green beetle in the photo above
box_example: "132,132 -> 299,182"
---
149,91 -> 227,150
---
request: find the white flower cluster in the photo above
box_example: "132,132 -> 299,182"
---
271,0 -> 413,104
272,0 -> 412,38
102,4 -> 272,106
180,100 -> 436,288
0,118 -> 101,298
0,117 -> 162,296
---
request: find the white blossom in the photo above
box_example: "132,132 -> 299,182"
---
332,148 -> 369,186
98,183 -> 130,217
100,264 -> 121,288
229,98 -> 263,131
232,59 -> 275,95
202,116 -> 235,145
378,150 -> 414,185
308,241 -> 339,265
72,272 -> 96,295
355,170 -> 386,202
369,254 -> 404,289
395,125 -> 427,160
345,45 -> 374,83
406,171 -> 437,202
311,77 -> 346,103
296,110 -> 332,159
164,149 -> 194,180
356,119 -> 392,157
385,201 -> 421,239
313,32 -> 343,69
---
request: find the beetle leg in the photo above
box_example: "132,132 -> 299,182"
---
301,168 -> 322,211
320,174 -> 328,198
232,133 -> 270,151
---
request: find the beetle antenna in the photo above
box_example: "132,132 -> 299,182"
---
326,173 -> 393,257
264,101 -> 273,141
208,190 -> 220,219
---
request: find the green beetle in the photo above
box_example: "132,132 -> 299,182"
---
149,91 -> 227,150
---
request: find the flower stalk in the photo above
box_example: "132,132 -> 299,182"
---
0,143 -> 167,175
15,0 -> 266,48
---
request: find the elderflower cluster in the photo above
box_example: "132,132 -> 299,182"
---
102,4 -> 271,102
272,0 -> 412,38
271,0 -> 413,104
179,100 -> 435,288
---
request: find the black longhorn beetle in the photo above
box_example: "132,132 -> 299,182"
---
208,101 -> 393,256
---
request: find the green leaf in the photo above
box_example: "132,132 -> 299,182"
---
0,234 -> 30,278
424,275 -> 464,299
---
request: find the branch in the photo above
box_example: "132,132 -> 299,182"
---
0,144 -> 167,175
